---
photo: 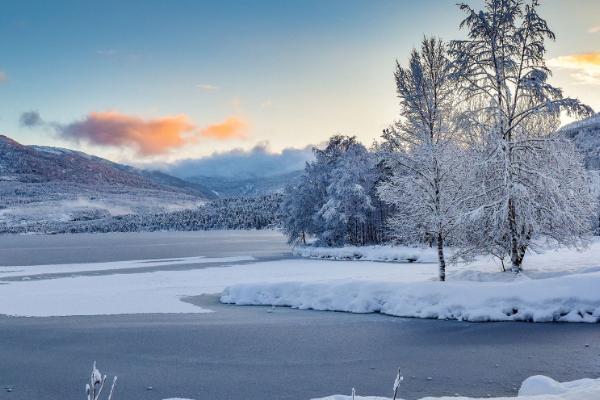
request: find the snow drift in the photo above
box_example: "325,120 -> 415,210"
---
221,271 -> 600,323
294,245 -> 438,263
312,375 -> 600,399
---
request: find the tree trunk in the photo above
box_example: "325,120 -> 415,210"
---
511,239 -> 529,273
508,198 -> 524,273
510,247 -> 526,273
437,232 -> 446,282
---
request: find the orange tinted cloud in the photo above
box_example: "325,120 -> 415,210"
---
548,52 -> 600,84
201,117 -> 247,140
58,111 -> 247,156
589,26 -> 600,34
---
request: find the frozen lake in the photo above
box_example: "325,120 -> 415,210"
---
0,230 -> 290,265
0,231 -> 599,400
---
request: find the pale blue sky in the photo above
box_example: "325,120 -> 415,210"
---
1,0 -> 599,164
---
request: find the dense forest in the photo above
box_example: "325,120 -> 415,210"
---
0,194 -> 282,234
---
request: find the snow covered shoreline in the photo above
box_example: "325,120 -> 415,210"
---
312,375 -> 600,399
293,245 -> 439,263
221,271 -> 600,323
160,375 -> 600,400
3,235 -> 600,319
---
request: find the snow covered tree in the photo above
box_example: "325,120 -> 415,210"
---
321,141 -> 379,245
281,179 -> 318,244
378,37 -> 468,281
450,0 -> 595,272
280,135 -> 387,246
311,136 -> 382,246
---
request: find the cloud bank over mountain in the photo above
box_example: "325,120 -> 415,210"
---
19,111 -> 247,156
157,143 -> 314,179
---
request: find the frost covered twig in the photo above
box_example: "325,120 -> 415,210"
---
392,368 -> 403,400
85,361 -> 117,400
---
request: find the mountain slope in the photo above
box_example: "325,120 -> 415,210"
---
186,170 -> 303,198
0,135 -> 215,197
0,135 -> 219,231
561,113 -> 600,170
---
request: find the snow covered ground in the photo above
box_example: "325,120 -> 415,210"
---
3,237 -> 600,320
157,375 -> 600,400
294,245 -> 438,263
312,375 -> 600,400
223,240 -> 600,323
0,256 -> 426,316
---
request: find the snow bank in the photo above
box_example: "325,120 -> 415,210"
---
313,375 -> 600,399
518,375 -> 599,397
294,245 -> 438,263
5,238 -> 600,317
221,271 -> 600,323
0,259 -> 416,317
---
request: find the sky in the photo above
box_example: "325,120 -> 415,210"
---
1,0 -> 600,176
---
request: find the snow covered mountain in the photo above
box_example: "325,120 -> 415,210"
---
186,170 -> 303,198
0,135 -> 219,230
561,113 -> 600,170
0,135 -> 215,197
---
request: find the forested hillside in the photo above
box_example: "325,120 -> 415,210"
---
0,194 -> 282,234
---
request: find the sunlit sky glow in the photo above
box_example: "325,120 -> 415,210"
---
1,0 -> 599,166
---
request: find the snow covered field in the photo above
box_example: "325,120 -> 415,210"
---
0,255 -> 427,316
313,375 -> 600,400
3,237 -> 600,321
224,240 -> 600,323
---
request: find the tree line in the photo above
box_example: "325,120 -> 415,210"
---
0,194 -> 282,234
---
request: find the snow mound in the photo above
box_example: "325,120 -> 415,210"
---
313,376 -> 600,399
518,375 -> 568,396
221,271 -> 600,323
518,375 -> 598,397
294,245 -> 438,263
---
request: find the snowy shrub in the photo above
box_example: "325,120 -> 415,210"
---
85,362 -> 117,400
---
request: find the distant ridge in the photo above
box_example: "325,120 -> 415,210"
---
186,170 -> 303,198
561,113 -> 600,170
0,134 -> 215,198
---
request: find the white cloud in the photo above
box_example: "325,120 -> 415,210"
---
197,83 -> 219,91
548,53 -> 600,85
